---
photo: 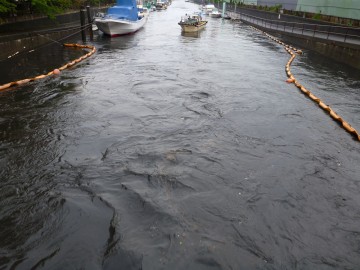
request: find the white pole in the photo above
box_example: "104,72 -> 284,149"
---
222,1 -> 226,17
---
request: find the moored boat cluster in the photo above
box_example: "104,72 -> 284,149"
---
178,2 -> 231,33
94,0 -> 228,36
94,0 -> 172,36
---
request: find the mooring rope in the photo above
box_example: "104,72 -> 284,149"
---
2,23 -> 93,61
250,25 -> 360,142
0,43 -> 96,92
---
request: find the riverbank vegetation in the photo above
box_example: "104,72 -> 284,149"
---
0,0 -> 115,21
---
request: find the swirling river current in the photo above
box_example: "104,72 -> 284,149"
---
1,1 -> 360,269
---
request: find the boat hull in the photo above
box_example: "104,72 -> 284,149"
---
179,21 -> 207,32
95,16 -> 148,36
210,13 -> 221,18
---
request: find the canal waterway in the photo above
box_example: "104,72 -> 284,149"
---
1,1 -> 360,269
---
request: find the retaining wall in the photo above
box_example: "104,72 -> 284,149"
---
245,21 -> 360,69
0,7 -> 106,61
214,3 -> 360,69
0,12 -> 81,36
0,28 -> 83,61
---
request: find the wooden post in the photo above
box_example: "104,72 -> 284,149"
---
86,6 -> 93,41
80,6 -> 86,42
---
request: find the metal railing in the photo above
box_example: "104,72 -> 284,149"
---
237,12 -> 360,45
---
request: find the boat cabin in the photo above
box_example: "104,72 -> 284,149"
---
179,13 -> 203,25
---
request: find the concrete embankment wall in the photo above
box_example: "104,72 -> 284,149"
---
243,20 -> 360,70
0,28 -> 82,61
233,7 -> 360,36
0,8 -> 105,61
224,5 -> 360,69
237,8 -> 336,25
289,36 -> 360,70
0,12 -> 81,35
194,0 -> 360,68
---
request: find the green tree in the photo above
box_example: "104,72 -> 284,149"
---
31,0 -> 65,18
0,0 -> 16,13
1,0 -> 114,17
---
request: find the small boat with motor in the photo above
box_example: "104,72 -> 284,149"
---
178,13 -> 207,32
209,8 -> 221,18
94,0 -> 148,36
222,13 -> 231,19
155,0 -> 167,10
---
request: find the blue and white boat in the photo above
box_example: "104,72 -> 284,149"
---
95,0 -> 148,36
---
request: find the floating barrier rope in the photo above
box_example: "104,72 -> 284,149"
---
249,25 -> 360,142
0,43 -> 96,92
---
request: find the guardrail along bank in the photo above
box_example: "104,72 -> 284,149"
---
193,1 -> 360,69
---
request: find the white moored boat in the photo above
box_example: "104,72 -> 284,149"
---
201,4 -> 215,15
95,0 -> 148,36
209,8 -> 221,18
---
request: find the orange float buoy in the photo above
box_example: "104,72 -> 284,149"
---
343,122 -> 356,133
0,83 -> 12,91
286,78 -> 295,83
16,79 -> 31,85
250,25 -> 360,142
0,43 -> 96,92
53,69 -> 61,75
